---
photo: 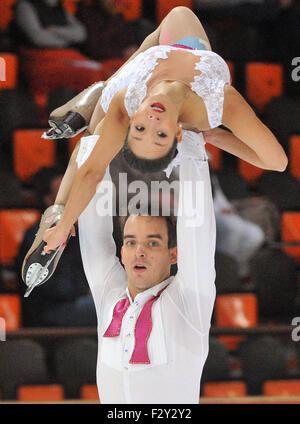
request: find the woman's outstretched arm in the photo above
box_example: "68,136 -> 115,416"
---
222,85 -> 288,171
43,90 -> 129,252
54,140 -> 81,206
203,127 -> 287,171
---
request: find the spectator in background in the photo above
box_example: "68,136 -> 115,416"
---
9,0 -> 103,100
15,167 -> 97,327
211,172 -> 265,280
76,0 -> 155,61
11,0 -> 87,49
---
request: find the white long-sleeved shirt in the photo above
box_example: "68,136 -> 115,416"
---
77,131 -> 216,404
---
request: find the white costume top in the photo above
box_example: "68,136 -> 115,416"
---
101,45 -> 231,128
77,131 -> 216,404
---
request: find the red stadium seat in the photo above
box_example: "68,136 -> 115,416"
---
156,0 -> 193,24
281,212 -> 300,263
205,143 -> 222,171
20,48 -> 104,98
0,209 -> 40,266
13,129 -> 56,183
289,135 -> 300,183
0,0 -> 17,31
203,381 -> 247,397
116,0 -> 142,21
215,293 -> 258,351
246,63 -> 283,113
0,53 -> 18,90
80,384 -> 100,401
0,294 -> 21,330
238,159 -> 265,186
17,384 -> 64,401
263,380 -> 300,396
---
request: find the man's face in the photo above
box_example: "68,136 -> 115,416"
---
121,215 -> 177,296
128,97 -> 182,160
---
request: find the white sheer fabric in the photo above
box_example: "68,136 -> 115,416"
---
76,131 -> 216,403
100,45 -> 230,128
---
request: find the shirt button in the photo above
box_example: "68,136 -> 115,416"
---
124,366 -> 128,371
127,333 -> 131,337
130,315 -> 134,319
125,349 -> 128,353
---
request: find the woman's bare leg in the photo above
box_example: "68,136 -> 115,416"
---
159,6 -> 211,50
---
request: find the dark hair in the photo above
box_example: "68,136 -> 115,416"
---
122,127 -> 178,173
120,209 -> 177,249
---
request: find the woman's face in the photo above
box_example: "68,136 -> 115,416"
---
128,97 -> 182,160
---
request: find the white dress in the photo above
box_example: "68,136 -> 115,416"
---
100,45 -> 231,128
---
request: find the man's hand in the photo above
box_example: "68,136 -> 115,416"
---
43,225 -> 75,254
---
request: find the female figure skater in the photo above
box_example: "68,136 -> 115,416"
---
26,6 -> 287,259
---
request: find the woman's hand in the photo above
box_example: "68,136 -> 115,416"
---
43,225 -> 76,254
202,128 -> 224,143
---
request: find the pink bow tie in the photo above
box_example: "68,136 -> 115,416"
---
103,286 -> 167,364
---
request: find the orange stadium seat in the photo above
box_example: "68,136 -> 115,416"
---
203,381 -> 247,398
0,209 -> 40,266
289,135 -> 300,183
81,384 -> 100,401
281,212 -> 300,263
205,143 -> 222,171
263,380 -> 300,396
0,294 -> 21,330
0,0 -> 17,31
63,0 -> 80,15
18,384 -> 64,401
215,293 -> 258,351
0,53 -> 18,90
238,159 -> 265,186
246,63 -> 283,113
116,0 -> 142,21
13,129 -> 56,183
156,0 -> 193,24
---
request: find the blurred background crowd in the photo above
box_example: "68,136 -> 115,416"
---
0,0 -> 300,403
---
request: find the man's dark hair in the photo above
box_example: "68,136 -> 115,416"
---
122,127 -> 178,173
120,209 -> 177,249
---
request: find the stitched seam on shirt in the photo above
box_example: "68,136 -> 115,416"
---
164,289 -> 210,337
